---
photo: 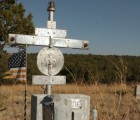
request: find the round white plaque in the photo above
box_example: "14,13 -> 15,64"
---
37,47 -> 64,75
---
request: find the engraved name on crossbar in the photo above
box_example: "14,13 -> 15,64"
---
32,75 -> 66,85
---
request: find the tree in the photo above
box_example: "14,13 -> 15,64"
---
0,0 -> 34,50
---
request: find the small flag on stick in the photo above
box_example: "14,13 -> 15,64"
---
3,50 -> 26,82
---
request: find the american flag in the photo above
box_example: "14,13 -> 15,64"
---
3,50 -> 26,82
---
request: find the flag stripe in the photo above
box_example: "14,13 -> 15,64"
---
3,74 -> 26,79
4,76 -> 16,79
10,67 -> 26,71
12,73 -> 26,76
16,77 -> 26,81
10,75 -> 26,78
3,70 -> 12,75
11,69 -> 26,73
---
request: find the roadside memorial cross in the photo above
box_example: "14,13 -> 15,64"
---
8,0 -> 89,94
8,0 -> 90,120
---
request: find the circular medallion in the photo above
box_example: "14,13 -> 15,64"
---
37,47 -> 64,75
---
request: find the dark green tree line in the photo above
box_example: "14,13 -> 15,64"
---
0,53 -> 140,84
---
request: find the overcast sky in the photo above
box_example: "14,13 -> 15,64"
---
13,0 -> 140,56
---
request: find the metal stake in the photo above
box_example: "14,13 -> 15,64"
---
93,107 -> 97,120
47,84 -> 52,95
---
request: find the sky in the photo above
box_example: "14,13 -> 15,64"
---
9,0 -> 140,56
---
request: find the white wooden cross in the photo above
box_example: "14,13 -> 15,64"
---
8,0 -> 89,94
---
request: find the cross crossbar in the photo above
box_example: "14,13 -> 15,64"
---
9,34 -> 89,49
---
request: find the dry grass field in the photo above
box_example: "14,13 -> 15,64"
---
0,83 -> 140,120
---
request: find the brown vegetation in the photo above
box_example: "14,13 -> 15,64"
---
0,83 -> 140,120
